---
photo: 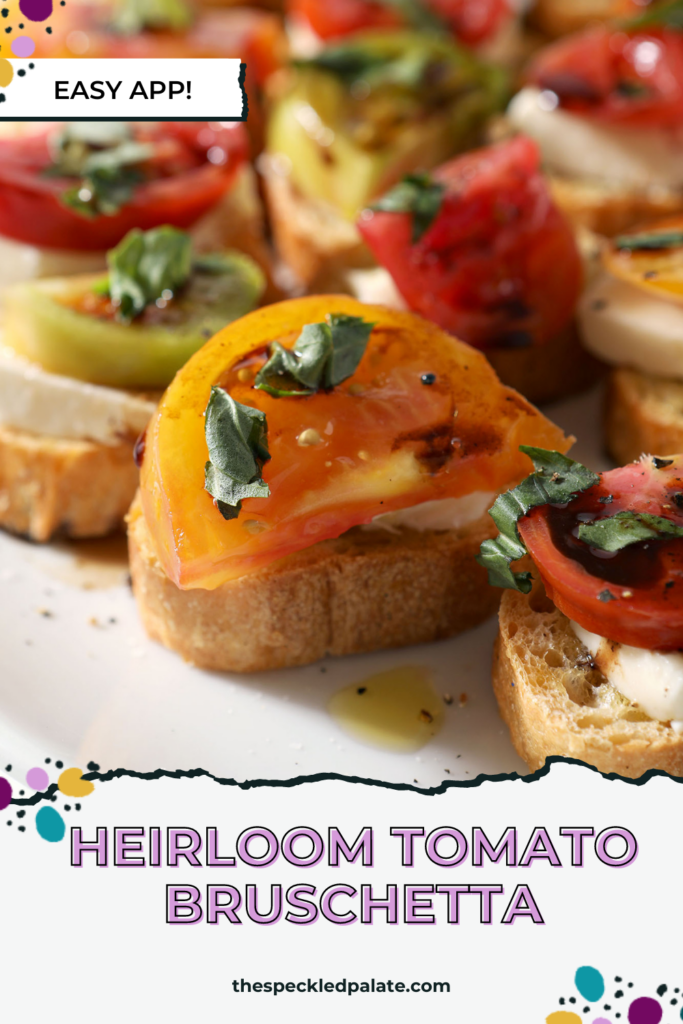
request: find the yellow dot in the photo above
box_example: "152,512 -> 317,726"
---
546,1014 -> 582,1024
58,767 -> 95,798
0,59 -> 14,89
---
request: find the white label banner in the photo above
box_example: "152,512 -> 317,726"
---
0,58 -> 246,120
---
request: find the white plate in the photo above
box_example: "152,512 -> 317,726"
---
0,385 -> 609,786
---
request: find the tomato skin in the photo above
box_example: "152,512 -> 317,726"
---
518,457 -> 683,652
527,25 -> 683,129
288,0 -> 510,46
0,122 -> 248,252
357,136 -> 582,351
139,295 -> 569,590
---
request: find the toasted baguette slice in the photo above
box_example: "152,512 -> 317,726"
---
493,582 -> 683,778
549,174 -> 683,239
261,156 -> 374,292
604,368 -> 683,466
128,494 -> 500,672
0,424 -> 139,542
486,321 -> 601,406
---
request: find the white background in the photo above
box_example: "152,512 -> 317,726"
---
0,59 -> 245,119
1,762 -> 681,1023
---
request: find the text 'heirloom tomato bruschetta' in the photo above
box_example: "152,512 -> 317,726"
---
128,295 -> 568,672
0,226 -> 264,542
0,121 -> 263,291
579,216 -> 683,464
479,448 -> 683,778
262,31 -> 507,288
507,5 -> 683,235
355,135 -> 590,404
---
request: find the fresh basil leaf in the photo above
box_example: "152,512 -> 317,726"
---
614,229 -> 683,251
578,510 -> 683,553
372,173 -> 445,242
204,387 -> 270,521
295,43 -> 434,91
255,314 -> 374,398
625,0 -> 683,30
376,0 -> 446,34
476,447 -> 599,592
48,124 -> 154,218
110,0 -> 193,34
107,226 -> 193,323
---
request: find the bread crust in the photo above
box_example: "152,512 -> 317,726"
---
604,367 -> 683,466
549,174 -> 683,238
128,495 -> 501,672
493,584 -> 683,778
261,157 -> 375,291
487,321 -> 601,406
0,423 -> 139,541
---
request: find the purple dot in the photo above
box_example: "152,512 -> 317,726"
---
11,35 -> 35,57
26,767 -> 49,791
628,998 -> 663,1024
0,777 -> 12,810
19,0 -> 52,22
593,1019 -> 612,1024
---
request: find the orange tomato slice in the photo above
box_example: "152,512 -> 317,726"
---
139,296 -> 570,590
603,216 -> 683,305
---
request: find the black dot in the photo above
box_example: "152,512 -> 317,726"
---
583,1009 -> 590,1014
569,998 -> 576,1005
4,26 -> 11,32
616,1015 -> 621,1020
45,25 -> 52,32
671,1000 -> 678,1006
55,761 -> 63,769
604,1007 -> 611,1012
627,983 -> 633,989
658,985 -> 668,997
64,805 -> 71,812
559,999 -> 565,1006
356,687 -> 367,695
87,761 -> 99,772
0,94 -> 6,102
50,795 -> 57,802
420,372 -> 436,385
5,764 -> 11,771
19,790 -> 24,796
29,62 -> 34,68
6,820 -> 11,825
45,758 -> 51,764
18,826 -> 25,832
615,978 -> 622,983
18,22 -> 23,27
0,8 -> 7,16
18,69 -> 25,76
16,810 -> 25,819
615,991 -> 624,999
75,803 -> 81,811
676,989 -> 680,994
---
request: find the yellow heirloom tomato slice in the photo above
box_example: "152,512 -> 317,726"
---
139,296 -> 570,590
603,216 -> 683,304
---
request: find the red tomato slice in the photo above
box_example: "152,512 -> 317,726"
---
526,25 -> 683,129
0,121 -> 248,252
518,456 -> 683,651
357,135 -> 581,351
288,0 -> 510,47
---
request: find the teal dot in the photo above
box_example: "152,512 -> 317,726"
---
36,806 -> 65,842
575,966 -> 605,1002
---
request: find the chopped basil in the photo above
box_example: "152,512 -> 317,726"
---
578,510 -> 683,553
614,229 -> 683,251
46,123 -> 154,218
107,226 -> 193,323
204,387 -> 270,522
626,0 -> 683,30
372,173 -> 445,243
255,314 -> 374,398
296,42 -> 438,91
476,448 -> 599,593
110,0 -> 193,34
376,0 -> 446,34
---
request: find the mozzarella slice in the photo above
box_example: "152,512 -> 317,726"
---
364,492 -> 495,533
508,86 -> 683,190
578,272 -> 683,379
346,267 -> 406,310
571,620 -> 683,726
0,343 -> 157,445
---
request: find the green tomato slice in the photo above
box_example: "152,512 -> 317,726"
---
2,252 -> 265,389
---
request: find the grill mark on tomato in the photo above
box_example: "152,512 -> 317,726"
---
391,420 -> 455,472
